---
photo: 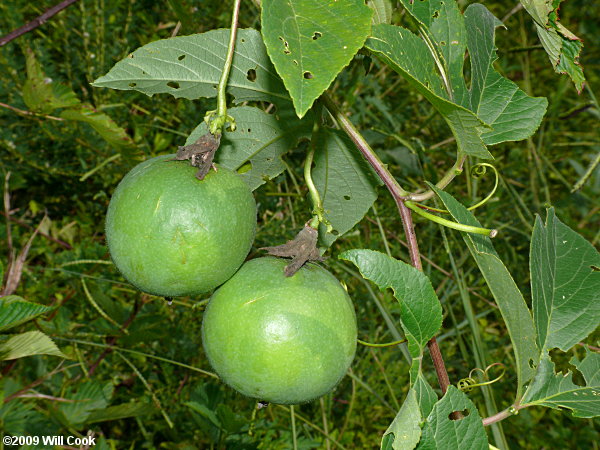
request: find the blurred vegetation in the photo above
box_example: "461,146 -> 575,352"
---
0,0 -> 598,448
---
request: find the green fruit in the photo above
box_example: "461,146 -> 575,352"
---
201,257 -> 357,404
105,155 -> 256,297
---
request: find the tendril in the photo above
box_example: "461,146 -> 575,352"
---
357,338 -> 407,348
412,163 -> 499,214
457,363 -> 506,392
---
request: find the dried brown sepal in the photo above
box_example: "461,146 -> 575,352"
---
260,224 -> 326,277
172,132 -> 221,180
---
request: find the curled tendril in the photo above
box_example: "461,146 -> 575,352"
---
413,163 -> 499,214
457,363 -> 506,392
357,338 -> 407,348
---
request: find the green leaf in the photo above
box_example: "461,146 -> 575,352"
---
413,371 -> 438,418
368,0 -> 393,25
431,185 -> 538,400
521,0 -> 585,92
0,331 -> 67,360
339,249 -> 442,358
381,389 -> 422,450
93,29 -> 290,106
261,0 -> 372,117
22,48 -> 80,114
523,350 -> 600,418
185,106 -> 312,190
397,0 -> 443,28
417,386 -> 488,450
462,4 -> 548,145
60,104 -> 137,152
366,24 -> 491,159
531,208 -> 600,352
86,401 -> 154,423
366,2 -> 547,158
0,296 -> 55,332
59,381 -> 114,427
185,401 -> 221,429
312,128 -> 382,247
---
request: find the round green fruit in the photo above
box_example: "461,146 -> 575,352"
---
105,155 -> 256,297
201,256 -> 357,404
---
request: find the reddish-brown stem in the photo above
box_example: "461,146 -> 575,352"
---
323,94 -> 453,396
0,0 -> 80,47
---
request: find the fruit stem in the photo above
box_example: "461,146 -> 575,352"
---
304,107 -> 330,231
204,0 -> 241,135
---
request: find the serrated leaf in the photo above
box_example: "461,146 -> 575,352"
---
86,401 -> 154,423
93,29 -> 290,106
339,249 -> 442,357
60,104 -> 137,152
59,381 -> 114,427
368,0 -> 393,25
366,24 -> 491,159
521,0 -> 585,92
312,128 -> 382,247
261,0 -> 372,117
0,331 -> 67,360
523,350 -> 600,418
22,48 -> 80,114
531,208 -> 600,352
366,2 -> 547,158
417,386 -> 488,450
381,389 -> 422,450
185,106 -> 312,190
431,185 -> 538,400
0,296 -> 55,332
462,4 -> 548,145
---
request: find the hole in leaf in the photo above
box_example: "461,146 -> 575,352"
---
312,32 -> 322,40
247,69 -> 257,82
241,38 -> 245,43
178,54 -> 186,60
440,41 -> 446,46
331,230 -> 339,236
303,71 -> 313,79
142,71 -> 147,75
238,162 -> 252,174
343,195 -> 351,200
293,60 -> 298,66
591,265 -> 599,272
247,128 -> 251,133
284,49 -> 291,55
167,81 -> 180,89
529,359 -> 536,369
129,82 -> 137,87
449,409 -> 469,420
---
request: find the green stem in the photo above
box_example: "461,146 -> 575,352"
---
405,201 -> 498,237
408,155 -> 466,202
206,0 -> 241,135
357,338 -> 407,348
305,119 -> 325,228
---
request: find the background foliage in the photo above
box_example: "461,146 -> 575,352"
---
0,0 -> 598,448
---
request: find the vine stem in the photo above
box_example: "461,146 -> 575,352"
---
207,0 -> 241,134
305,113 -> 324,228
323,94 -> 453,395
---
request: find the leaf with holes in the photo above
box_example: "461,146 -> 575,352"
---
530,208 -> 600,353
0,331 -> 68,361
339,249 -> 442,358
520,0 -> 585,92
522,350 -> 600,418
311,128 -> 381,247
185,106 -> 312,190
261,0 -> 372,117
366,2 -> 547,159
417,386 -> 488,450
93,29 -> 290,106
431,184 -> 539,401
0,296 -> 55,332
368,0 -> 394,25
